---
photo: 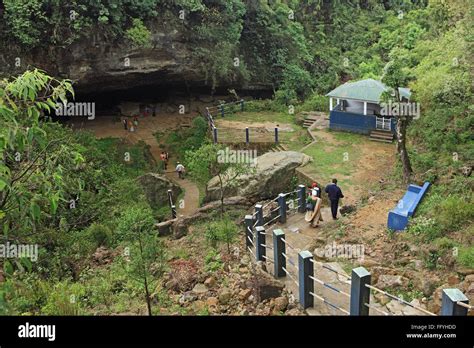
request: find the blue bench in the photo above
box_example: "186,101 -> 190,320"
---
387,182 -> 430,231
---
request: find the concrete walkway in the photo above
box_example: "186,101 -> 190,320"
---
259,210 -> 388,316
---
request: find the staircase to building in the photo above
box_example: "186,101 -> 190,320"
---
369,130 -> 394,143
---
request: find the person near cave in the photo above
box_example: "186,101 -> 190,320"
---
176,162 -> 185,179
305,187 -> 323,228
160,151 -> 168,170
309,182 -> 321,198
122,118 -> 128,130
325,178 -> 344,220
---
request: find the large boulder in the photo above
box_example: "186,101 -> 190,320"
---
204,151 -> 312,203
138,173 -> 181,210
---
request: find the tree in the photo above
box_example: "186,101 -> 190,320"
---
0,69 -> 82,243
205,215 -> 238,253
382,48 -> 414,183
185,143 -> 255,214
117,205 -> 165,316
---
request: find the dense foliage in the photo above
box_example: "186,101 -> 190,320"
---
0,0 -> 472,314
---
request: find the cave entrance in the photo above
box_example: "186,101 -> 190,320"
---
72,84 -> 274,118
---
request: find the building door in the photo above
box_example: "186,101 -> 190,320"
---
376,116 -> 391,131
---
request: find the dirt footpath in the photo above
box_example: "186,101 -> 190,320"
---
70,115 -> 200,216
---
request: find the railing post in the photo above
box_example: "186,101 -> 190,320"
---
255,226 -> 266,262
240,99 -> 244,112
255,204 -> 263,227
298,250 -> 314,309
441,289 -> 469,316
244,215 -> 254,248
297,184 -> 306,213
168,190 -> 177,218
171,205 -> 177,218
273,229 -> 285,278
277,193 -> 287,223
213,127 -> 218,144
350,267 -> 371,316
220,104 -> 225,117
274,127 -> 279,144
245,127 -> 249,144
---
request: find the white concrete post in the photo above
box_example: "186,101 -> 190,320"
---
363,101 -> 367,115
329,98 -> 333,111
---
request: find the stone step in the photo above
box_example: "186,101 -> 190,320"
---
369,137 -> 393,143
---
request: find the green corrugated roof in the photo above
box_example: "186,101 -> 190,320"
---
326,78 -> 411,102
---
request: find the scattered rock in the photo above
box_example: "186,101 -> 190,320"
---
375,274 -> 409,289
204,277 -> 216,288
192,300 -> 206,312
91,247 -> 118,266
192,283 -> 208,294
460,165 -> 472,177
273,296 -> 289,312
254,269 -> 285,301
457,268 -> 474,276
448,275 -> 460,286
206,297 -> 218,308
218,289 -> 232,305
360,258 -> 379,268
340,205 -> 356,215
239,289 -> 252,301
285,308 -> 304,316
374,293 -> 390,306
179,292 -> 196,305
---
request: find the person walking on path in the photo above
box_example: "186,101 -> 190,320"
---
122,118 -> 128,130
176,162 -> 185,179
325,178 -> 344,220
160,151 -> 168,170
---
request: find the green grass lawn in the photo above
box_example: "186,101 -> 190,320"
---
214,111 -> 311,150
220,111 -> 298,124
301,130 -> 364,186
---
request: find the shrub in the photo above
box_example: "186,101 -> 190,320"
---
458,246 -> 474,268
125,18 -> 152,48
300,94 -> 329,112
408,216 -> 442,241
436,195 -> 474,231
204,249 -> 223,272
86,223 -> 112,248
205,215 -> 239,252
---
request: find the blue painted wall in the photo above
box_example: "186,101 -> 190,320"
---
329,109 -> 397,135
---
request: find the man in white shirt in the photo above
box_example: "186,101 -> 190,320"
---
176,162 -> 185,179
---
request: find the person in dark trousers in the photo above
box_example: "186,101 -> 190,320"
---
325,178 -> 344,220
122,118 -> 128,130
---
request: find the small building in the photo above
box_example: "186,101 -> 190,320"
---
326,79 -> 411,140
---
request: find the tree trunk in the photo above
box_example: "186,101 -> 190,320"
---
138,233 -> 152,316
218,174 -> 224,215
396,117 -> 413,184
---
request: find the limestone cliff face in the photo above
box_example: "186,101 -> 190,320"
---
1,22 -> 208,94
60,24 -> 203,94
